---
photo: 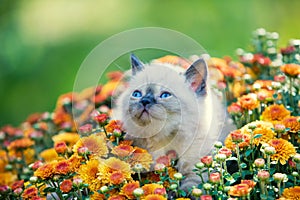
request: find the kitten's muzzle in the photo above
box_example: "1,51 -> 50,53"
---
140,96 -> 156,107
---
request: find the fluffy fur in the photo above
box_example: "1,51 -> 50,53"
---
114,55 -> 226,189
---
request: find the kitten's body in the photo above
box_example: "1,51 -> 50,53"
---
115,55 -> 226,188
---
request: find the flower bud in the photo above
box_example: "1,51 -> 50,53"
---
192,188 -> 202,197
154,163 -> 166,173
13,188 -> 23,195
173,173 -> 183,180
215,154 -> 227,162
230,130 -> 244,143
200,156 -> 213,167
133,163 -> 143,172
113,129 -> 122,137
271,81 -> 281,90
79,124 -> 93,135
218,148 -> 232,158
293,154 -> 300,163
258,170 -> 270,181
78,146 -> 89,155
29,176 -> 38,183
203,183 -> 212,190
209,172 -> 221,184
254,158 -> 265,168
274,124 -> 286,134
133,188 -> 144,197
273,173 -> 286,182
214,141 -> 223,148
274,75 -> 285,83
200,195 -> 213,200
100,186 -> 109,193
292,171 -> 299,177
73,178 -> 83,186
5,164 -> 13,171
195,162 -> 205,169
94,113 -> 108,125
264,146 -> 276,155
170,184 -> 178,190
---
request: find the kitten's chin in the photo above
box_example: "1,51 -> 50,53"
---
132,111 -> 152,126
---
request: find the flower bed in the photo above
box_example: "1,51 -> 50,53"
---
0,28 -> 299,200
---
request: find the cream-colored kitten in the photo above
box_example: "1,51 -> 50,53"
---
115,54 -> 225,189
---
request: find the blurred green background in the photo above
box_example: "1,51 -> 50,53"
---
1,0 -> 300,127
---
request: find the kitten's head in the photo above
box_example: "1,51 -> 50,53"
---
116,54 -> 208,138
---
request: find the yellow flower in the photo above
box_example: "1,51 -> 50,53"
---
0,150 -> 8,173
228,183 -> 251,197
78,159 -> 102,192
240,121 -> 276,145
52,132 -> 80,147
39,148 -> 59,162
0,172 -> 18,186
90,193 -> 105,200
129,147 -> 153,171
262,104 -> 290,123
142,183 -> 164,196
73,133 -> 108,158
67,154 -> 83,172
268,138 -> 296,165
281,186 -> 300,199
98,157 -> 132,185
34,162 -> 56,180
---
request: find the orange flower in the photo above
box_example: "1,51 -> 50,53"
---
73,133 -> 108,158
108,195 -> 126,200
238,93 -> 260,110
142,183 -> 164,196
154,55 -> 190,69
268,138 -> 296,165
227,102 -> 243,115
111,144 -> 134,158
67,154 -> 83,172
228,183 -> 251,197
282,116 -> 300,133
90,193 -> 105,200
55,160 -> 71,175
60,179 -> 73,193
262,104 -> 291,122
241,180 -> 256,189
34,162 -> 56,180
120,181 -> 140,199
144,194 -> 167,200
281,186 -> 300,199
109,171 -> 125,185
7,138 -> 35,151
105,120 -> 122,133
11,179 -> 24,190
225,130 -> 250,151
98,157 -> 132,185
280,63 -> 300,77
129,147 -> 153,171
54,141 -> 68,154
0,172 -> 17,186
22,186 -> 38,199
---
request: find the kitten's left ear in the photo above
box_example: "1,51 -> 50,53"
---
131,53 -> 144,75
184,58 -> 208,96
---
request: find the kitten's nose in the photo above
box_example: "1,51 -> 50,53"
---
140,97 -> 152,106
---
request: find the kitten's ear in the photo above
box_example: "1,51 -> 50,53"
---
131,53 -> 144,75
184,58 -> 208,96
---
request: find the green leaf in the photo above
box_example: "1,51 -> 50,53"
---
245,149 -> 253,157
254,134 -> 262,139
240,162 -> 247,168
232,172 -> 240,179
43,187 -> 56,193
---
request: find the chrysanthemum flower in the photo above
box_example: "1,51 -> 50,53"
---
55,160 -> 71,175
142,183 -> 164,196
281,186 -> 300,199
240,121 -> 276,145
241,180 -> 256,189
280,63 -> 300,77
54,141 -> 68,154
21,186 -> 38,199
225,130 -> 250,151
268,138 -> 296,165
238,93 -> 260,110
78,159 -> 102,191
228,183 -> 251,197
67,154 -> 83,172
108,195 -> 126,200
282,116 -> 300,133
144,194 -> 167,200
52,132 -> 80,147
39,148 -> 59,162
261,104 -> 290,122
111,144 -> 134,158
73,133 -> 108,158
7,138 -> 35,151
129,147 -> 153,171
11,179 -> 24,190
34,162 -> 56,180
98,157 -> 132,185
120,181 -> 140,199
105,120 -> 122,133
59,179 -> 73,193
109,171 -> 125,185
227,102 -> 243,115
90,192 -> 105,200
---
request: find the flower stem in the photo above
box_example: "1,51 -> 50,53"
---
236,145 -> 242,177
289,77 -> 295,110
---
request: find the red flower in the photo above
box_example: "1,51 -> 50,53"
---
227,102 -> 243,114
60,179 -> 73,193
209,172 -> 221,183
11,180 -> 24,190
54,141 -> 68,154
200,156 -> 213,167
94,113 -> 108,124
201,195 -> 213,200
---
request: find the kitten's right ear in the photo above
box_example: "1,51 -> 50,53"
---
131,53 -> 144,75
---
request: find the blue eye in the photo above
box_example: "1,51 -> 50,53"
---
160,92 -> 172,99
132,90 -> 142,98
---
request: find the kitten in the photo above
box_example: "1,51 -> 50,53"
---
114,54 -> 226,189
